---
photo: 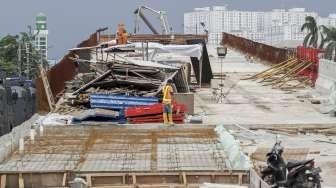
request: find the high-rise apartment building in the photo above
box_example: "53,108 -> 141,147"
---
184,6 -> 336,46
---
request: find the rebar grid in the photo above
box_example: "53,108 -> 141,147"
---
0,126 -> 232,172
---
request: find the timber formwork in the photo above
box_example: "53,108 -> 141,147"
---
0,125 -> 249,187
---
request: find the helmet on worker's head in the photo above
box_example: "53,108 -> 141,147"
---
167,79 -> 173,84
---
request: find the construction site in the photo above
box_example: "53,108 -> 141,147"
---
1,5 -> 336,188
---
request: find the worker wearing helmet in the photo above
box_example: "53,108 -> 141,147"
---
162,79 -> 174,125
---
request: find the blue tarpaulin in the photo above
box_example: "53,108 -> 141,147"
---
90,94 -> 159,110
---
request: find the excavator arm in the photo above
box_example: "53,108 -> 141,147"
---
134,6 -> 171,35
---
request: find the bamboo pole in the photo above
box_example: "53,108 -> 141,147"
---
275,63 -> 312,88
262,61 -> 311,86
241,58 -> 295,80
258,59 -> 298,82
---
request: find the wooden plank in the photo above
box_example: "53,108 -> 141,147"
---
238,174 -> 243,185
132,174 -> 136,184
62,173 -> 67,187
0,175 -> 6,188
39,65 -> 55,111
182,172 -> 187,185
72,70 -> 112,95
19,173 -> 24,188
86,175 -> 92,187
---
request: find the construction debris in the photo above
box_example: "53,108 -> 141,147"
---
50,39 -> 209,124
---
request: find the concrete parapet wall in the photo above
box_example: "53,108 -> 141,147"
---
0,86 -> 35,136
316,59 -> 336,93
0,114 -> 39,163
249,169 -> 271,188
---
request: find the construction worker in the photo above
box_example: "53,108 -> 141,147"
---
116,23 -> 128,45
162,79 -> 174,125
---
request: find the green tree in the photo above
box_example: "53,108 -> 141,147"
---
301,16 -> 319,48
0,31 -> 46,78
0,35 -> 19,75
320,25 -> 336,61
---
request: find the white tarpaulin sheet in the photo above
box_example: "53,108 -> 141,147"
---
104,42 -> 203,59
127,59 -> 179,69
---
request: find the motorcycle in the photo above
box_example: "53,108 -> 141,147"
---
261,141 -> 322,188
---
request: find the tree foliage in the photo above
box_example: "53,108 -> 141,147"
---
320,25 -> 336,61
301,16 -> 336,61
0,35 -> 19,75
301,16 -> 319,48
0,32 -> 45,78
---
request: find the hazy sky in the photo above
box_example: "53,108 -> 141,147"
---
0,0 -> 335,60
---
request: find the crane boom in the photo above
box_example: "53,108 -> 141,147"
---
134,6 -> 171,35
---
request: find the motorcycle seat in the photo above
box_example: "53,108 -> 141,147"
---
287,159 -> 313,169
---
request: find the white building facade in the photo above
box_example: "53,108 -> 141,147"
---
33,13 -> 48,60
184,6 -> 336,46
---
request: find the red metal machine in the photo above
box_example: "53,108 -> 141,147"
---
125,102 -> 187,124
296,46 -> 324,85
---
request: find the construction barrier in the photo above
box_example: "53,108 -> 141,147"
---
0,115 -> 39,163
222,32 -> 293,64
296,46 -> 323,85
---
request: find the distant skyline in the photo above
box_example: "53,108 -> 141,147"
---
0,0 -> 335,60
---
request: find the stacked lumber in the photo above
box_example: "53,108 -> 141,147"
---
242,58 -> 313,91
125,102 -> 187,124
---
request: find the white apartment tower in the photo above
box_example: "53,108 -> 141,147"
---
184,7 -> 211,35
33,13 -> 48,60
184,6 -> 336,46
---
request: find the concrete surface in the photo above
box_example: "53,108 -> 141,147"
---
193,51 -> 336,186
195,64 -> 336,125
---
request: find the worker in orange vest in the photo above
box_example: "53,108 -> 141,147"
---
162,79 -> 174,125
116,23 -> 128,45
